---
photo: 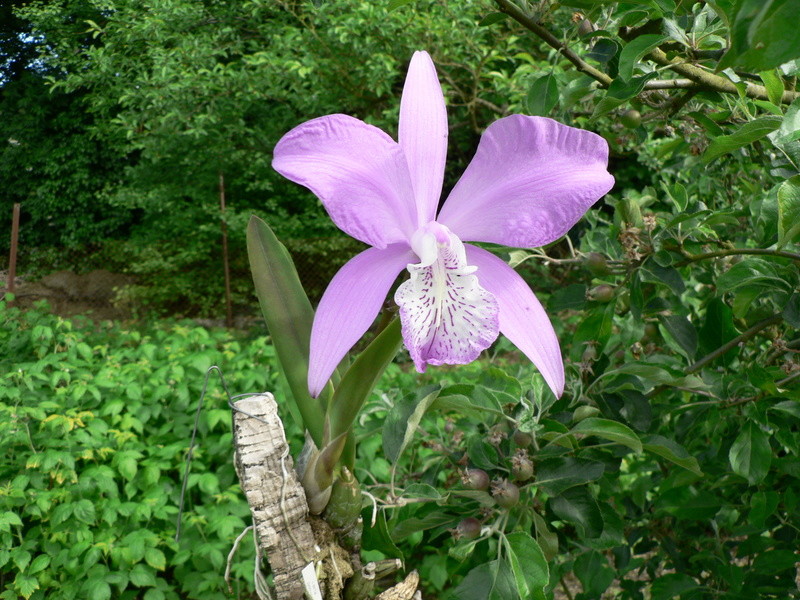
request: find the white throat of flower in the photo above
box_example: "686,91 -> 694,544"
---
394,222 -> 500,371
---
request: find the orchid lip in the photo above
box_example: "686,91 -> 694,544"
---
396,223 -> 500,371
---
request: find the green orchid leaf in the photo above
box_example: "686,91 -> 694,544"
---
313,431 -> 349,491
328,318 -> 402,451
246,215 -> 326,445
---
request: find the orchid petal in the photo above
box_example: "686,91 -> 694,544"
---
465,244 -> 565,397
309,244 -> 415,397
273,114 -> 418,248
395,225 -> 499,371
438,115 -> 614,248
399,51 -> 448,226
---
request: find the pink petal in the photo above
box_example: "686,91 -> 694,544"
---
273,114 -> 418,248
394,227 -> 499,371
438,116 -> 614,248
309,244 -> 415,397
465,244 -> 565,397
399,51 -> 448,226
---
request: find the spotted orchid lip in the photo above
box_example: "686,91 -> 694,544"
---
272,50 -> 615,398
395,223 -> 499,372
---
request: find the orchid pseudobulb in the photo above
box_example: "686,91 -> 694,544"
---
273,51 -> 614,398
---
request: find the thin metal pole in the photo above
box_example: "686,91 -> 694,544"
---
8,203 -> 20,299
219,173 -> 233,328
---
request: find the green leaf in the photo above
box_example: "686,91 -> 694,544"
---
387,0 -> 415,10
83,577 -> 111,600
718,0 -> 800,72
749,490 -> 780,527
651,573 -> 699,600
770,399 -> 800,417
525,73 -> 559,116
478,12 -> 508,26
143,589 -> 166,600
548,284 -> 587,311
550,486 -> 603,538
618,34 -> 668,80
573,550 -> 615,598
642,434 -> 703,475
328,319 -> 402,446
383,386 -> 440,463
503,532 -> 549,600
27,554 -> 50,575
536,457 -> 605,496
752,549 -> 798,571
640,263 -> 685,296
698,298 -> 739,366
591,73 -> 658,118
777,175 -> 800,248
717,258 -> 793,295
784,293 -> 800,328
452,560 -> 517,600
145,547 -> 166,571
689,110 -> 724,136
13,549 -> 31,572
129,563 -> 157,587
531,512 -> 559,561
361,509 -> 402,559
15,574 -> 39,600
247,215 -> 325,445
0,511 -> 22,530
769,97 -> 800,171
729,422 -> 772,484
702,116 -> 783,163
467,437 -> 502,471
570,301 -> 616,361
571,417 -> 643,452
659,314 -> 698,359
392,512 -> 453,540
759,70 -> 785,106
586,38 -> 620,64
115,453 -> 138,482
73,498 -> 96,524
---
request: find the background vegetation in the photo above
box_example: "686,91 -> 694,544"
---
2,0 -> 800,599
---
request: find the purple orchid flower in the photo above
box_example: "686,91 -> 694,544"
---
273,51 -> 614,399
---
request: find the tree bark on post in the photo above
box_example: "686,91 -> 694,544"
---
232,393 -> 320,600
231,393 -> 421,600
